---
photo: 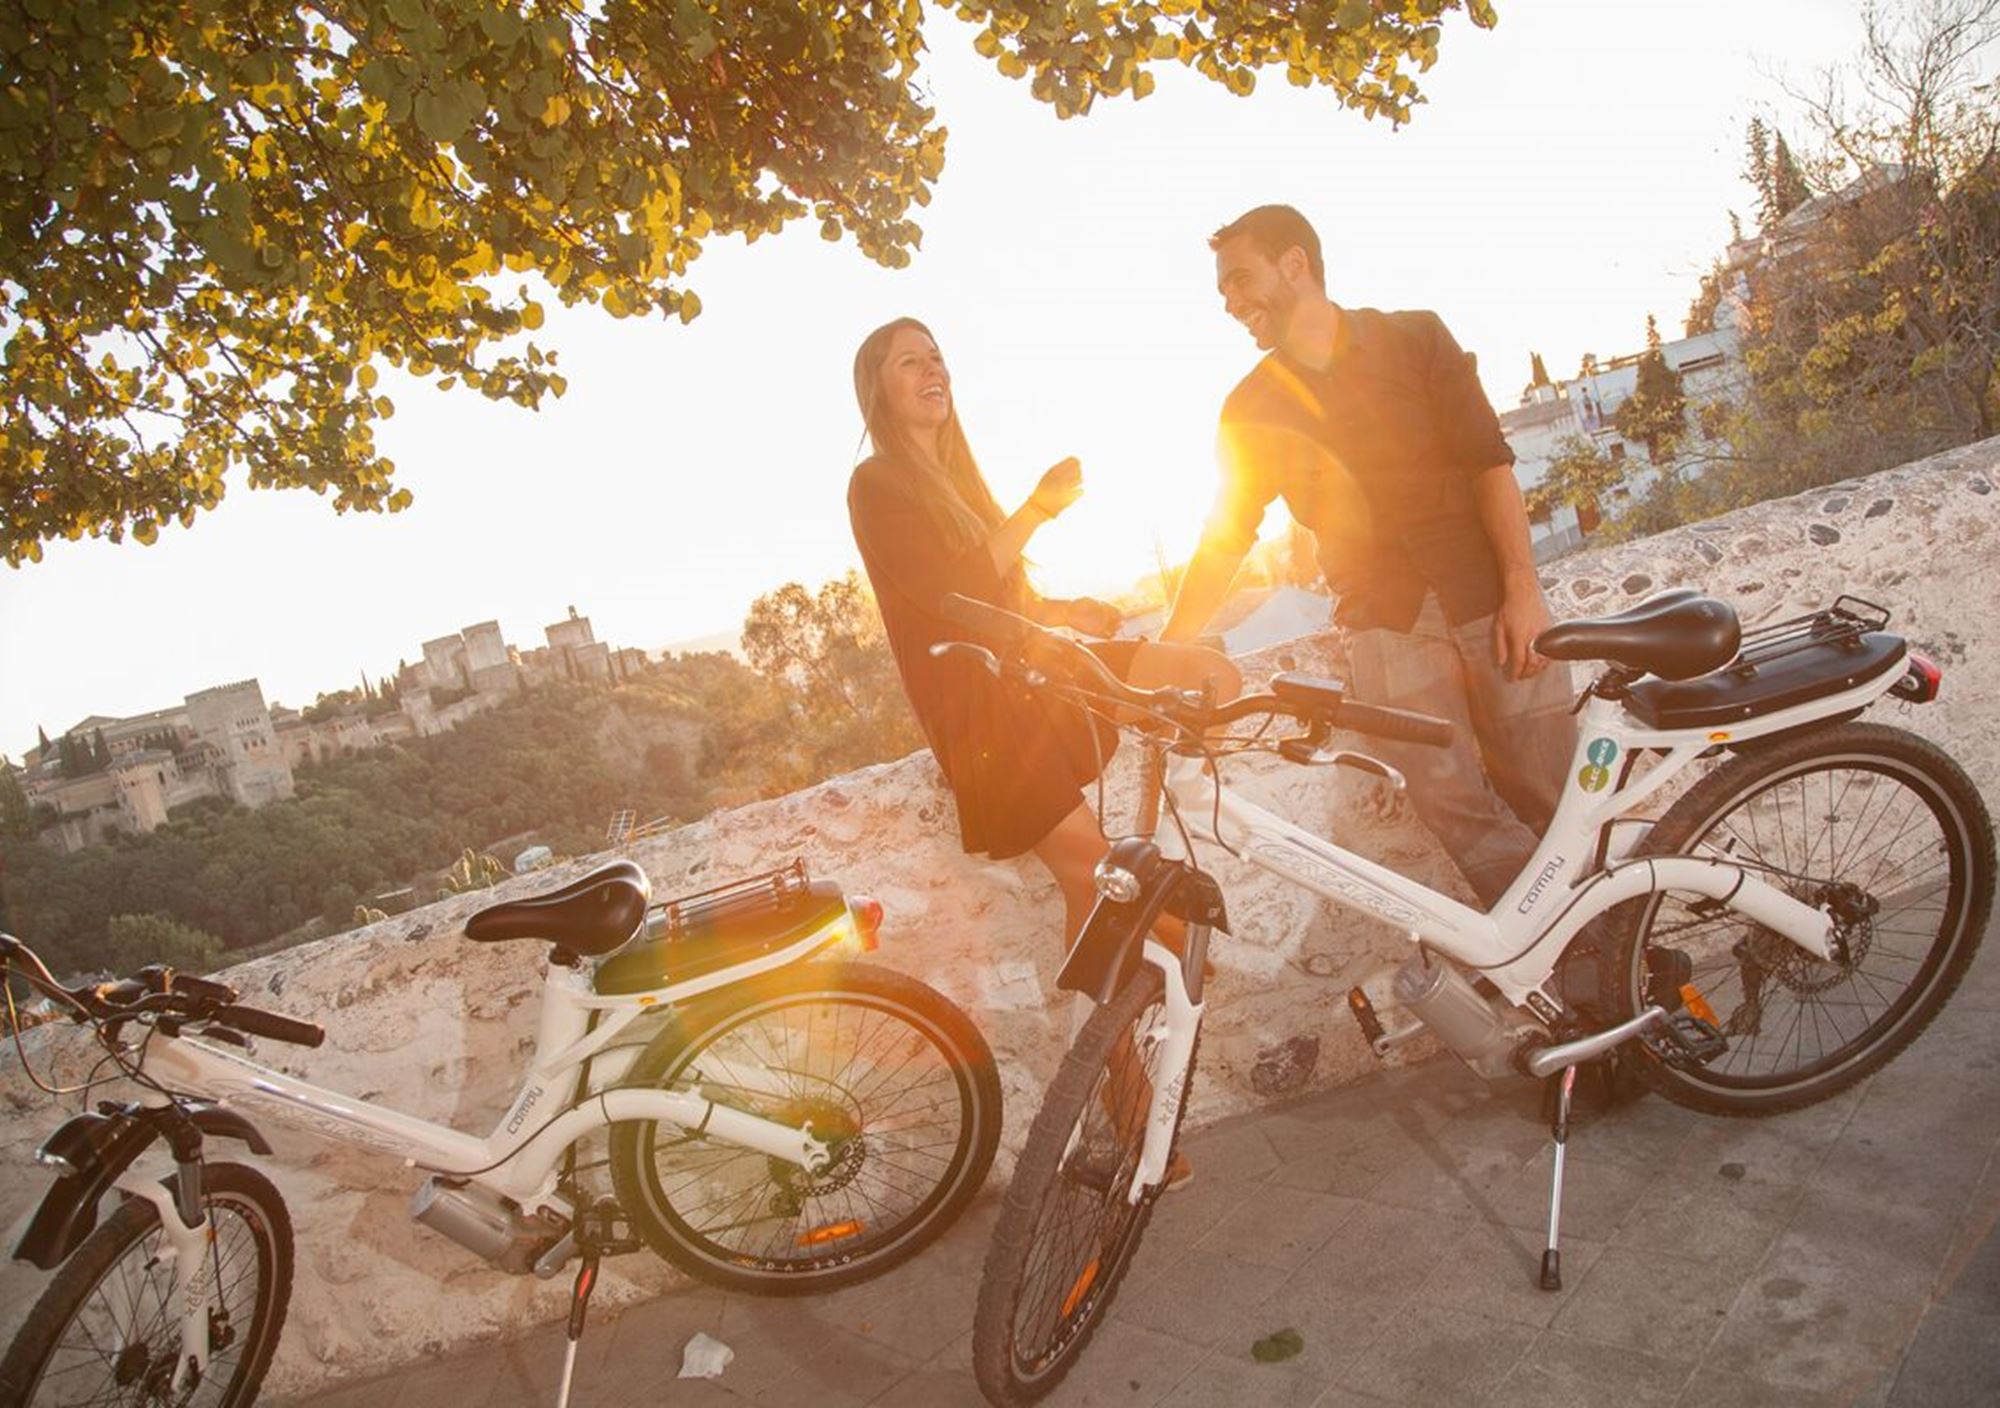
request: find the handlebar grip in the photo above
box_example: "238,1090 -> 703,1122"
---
937,593 -> 1036,650
211,1003 -> 326,1048
1335,700 -> 1455,749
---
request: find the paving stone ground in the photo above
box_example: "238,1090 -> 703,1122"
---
286,924 -> 2000,1408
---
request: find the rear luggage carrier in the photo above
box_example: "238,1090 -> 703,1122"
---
1624,596 -> 1908,731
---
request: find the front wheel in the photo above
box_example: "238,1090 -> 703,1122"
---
973,967 -> 1193,1406
609,960 -> 1000,1294
0,1161 -> 294,1408
1615,721 -> 1994,1116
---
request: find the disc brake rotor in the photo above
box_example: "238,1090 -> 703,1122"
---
766,1098 -> 865,1203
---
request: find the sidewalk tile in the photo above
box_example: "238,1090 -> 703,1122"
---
1032,1320 -> 1205,1407
1419,1220 -> 1607,1329
1550,1245 -> 1744,1359
1285,1200 -> 1472,1309
1612,1166 -> 1806,1273
1193,1185 -> 1360,1271
1485,1330 -> 1693,1408
1702,1259 -> 1929,1396
1883,1304 -> 2000,1407
1337,1302 -> 1538,1406
1112,1249 -> 1291,1345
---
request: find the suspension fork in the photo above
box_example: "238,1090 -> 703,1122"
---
112,1156 -> 219,1392
1125,933 -> 1206,1204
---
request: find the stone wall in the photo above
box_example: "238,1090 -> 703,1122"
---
3,437 -> 1994,1395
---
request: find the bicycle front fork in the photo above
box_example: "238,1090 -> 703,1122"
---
1126,927 -> 1210,1204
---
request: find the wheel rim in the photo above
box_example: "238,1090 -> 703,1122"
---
637,987 -> 979,1276
1632,752 -> 1973,1091
26,1192 -> 275,1407
1008,994 -> 1170,1383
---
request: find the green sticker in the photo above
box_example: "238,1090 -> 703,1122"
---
1578,764 -> 1610,792
1587,737 -> 1618,767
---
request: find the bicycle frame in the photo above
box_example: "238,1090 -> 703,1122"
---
131,911 -> 871,1211
1162,673 -> 1909,1008
1113,666 -> 1905,1202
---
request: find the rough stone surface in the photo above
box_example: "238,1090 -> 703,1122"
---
3,436 -> 1995,1394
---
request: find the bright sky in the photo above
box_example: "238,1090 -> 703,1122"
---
1,0 -> 1874,757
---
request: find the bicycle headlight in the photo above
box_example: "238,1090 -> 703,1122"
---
1093,860 -> 1142,904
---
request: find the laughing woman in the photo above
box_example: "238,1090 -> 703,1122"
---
845,316 -> 1239,1027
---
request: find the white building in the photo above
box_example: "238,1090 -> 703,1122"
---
1501,323 -> 1745,559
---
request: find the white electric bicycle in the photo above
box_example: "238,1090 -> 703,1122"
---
940,589 -> 1995,1406
1,859 -> 1001,1407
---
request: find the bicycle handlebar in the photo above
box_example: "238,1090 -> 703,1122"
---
1,933 -> 325,1048
210,1003 -> 326,1049
1329,700 -> 1455,749
933,593 -> 1453,751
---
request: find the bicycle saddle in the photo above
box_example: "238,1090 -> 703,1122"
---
463,860 -> 652,956
1534,589 -> 1741,682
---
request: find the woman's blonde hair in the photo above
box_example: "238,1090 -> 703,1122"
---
852,317 -> 1011,555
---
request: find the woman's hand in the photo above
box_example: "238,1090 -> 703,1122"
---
1027,457 -> 1084,520
1063,597 -> 1124,637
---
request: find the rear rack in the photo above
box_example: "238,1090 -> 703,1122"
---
1727,595 -> 1892,677
643,859 -> 814,941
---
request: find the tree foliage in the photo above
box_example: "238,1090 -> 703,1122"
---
0,757 -> 33,838
1732,0 -> 2000,478
741,571 -> 922,784
1613,315 -> 1689,463
1,0 -> 1498,565
1745,117 -> 1813,230
1523,434 -> 1624,521
100,912 -> 224,977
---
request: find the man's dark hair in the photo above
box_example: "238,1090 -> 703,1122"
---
1209,205 -> 1324,289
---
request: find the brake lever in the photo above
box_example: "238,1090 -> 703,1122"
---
1276,738 -> 1407,792
928,641 -> 1001,677
1321,750 -> 1407,792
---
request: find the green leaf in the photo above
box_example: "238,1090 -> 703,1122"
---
1250,1329 -> 1304,1364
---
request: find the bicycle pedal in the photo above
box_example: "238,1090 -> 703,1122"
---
1346,987 -> 1387,1049
1641,1012 -> 1727,1068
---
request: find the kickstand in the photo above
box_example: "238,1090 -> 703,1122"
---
1539,1064 -> 1579,1292
553,1199 -> 626,1408
553,1250 -> 599,1408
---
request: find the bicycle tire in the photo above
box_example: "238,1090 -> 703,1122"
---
608,960 -> 1000,1294
0,1161 -> 293,1408
972,966 -> 1193,1406
1613,721 -> 1993,1116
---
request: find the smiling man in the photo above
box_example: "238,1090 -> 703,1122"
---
1161,204 -> 1575,911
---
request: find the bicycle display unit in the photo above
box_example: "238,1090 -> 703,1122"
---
950,588 -> 1994,1406
2,860 -> 1001,1408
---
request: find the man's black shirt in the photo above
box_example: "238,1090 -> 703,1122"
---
1204,306 -> 1516,633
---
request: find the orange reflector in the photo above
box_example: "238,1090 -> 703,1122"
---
1680,984 -> 1719,1026
1062,1258 -> 1101,1318
797,1219 -> 864,1247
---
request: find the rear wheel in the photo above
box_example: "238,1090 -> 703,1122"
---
1615,722 -> 1993,1115
973,967 -> 1193,1405
609,960 -> 1000,1294
0,1161 -> 292,1407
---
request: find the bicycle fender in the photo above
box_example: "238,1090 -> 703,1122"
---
12,1103 -> 272,1270
1056,838 -> 1229,1005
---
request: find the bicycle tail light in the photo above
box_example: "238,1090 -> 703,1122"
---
847,896 -> 884,951
1889,654 -> 1942,704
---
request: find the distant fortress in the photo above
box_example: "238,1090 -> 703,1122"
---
14,607 -> 650,855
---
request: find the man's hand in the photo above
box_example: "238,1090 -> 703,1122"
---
1493,570 -> 1553,681
1028,457 -> 1084,519
1064,597 -> 1124,637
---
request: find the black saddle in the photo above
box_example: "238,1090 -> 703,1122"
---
1535,589 -> 1742,682
463,860 -> 652,957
